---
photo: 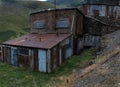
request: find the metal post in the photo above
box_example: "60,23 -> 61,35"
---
54,0 -> 56,30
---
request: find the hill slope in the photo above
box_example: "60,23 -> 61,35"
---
0,1 -> 53,43
47,0 -> 119,7
47,0 -> 85,7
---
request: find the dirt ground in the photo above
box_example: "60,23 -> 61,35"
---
101,30 -> 120,53
74,30 -> 120,87
74,52 -> 120,87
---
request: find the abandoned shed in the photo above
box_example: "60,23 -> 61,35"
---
80,4 -> 120,19
1,8 -> 84,73
80,3 -> 120,50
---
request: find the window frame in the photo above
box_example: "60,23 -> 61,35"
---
56,18 -> 69,29
34,20 -> 45,29
18,48 -> 30,56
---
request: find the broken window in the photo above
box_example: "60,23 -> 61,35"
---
56,19 -> 69,28
34,20 -> 45,29
89,5 -> 100,16
99,5 -> 106,16
19,48 -> 29,56
65,38 -> 71,49
114,6 -> 120,18
92,5 -> 99,11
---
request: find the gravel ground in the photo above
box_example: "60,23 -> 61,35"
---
74,52 -> 120,87
101,30 -> 120,53
74,30 -> 120,87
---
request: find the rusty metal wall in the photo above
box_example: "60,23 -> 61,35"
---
2,46 -> 11,64
60,36 -> 73,62
33,49 -> 38,70
77,37 -> 84,53
30,9 -> 84,35
47,49 -> 51,73
2,46 -> 40,71
81,4 -> 120,19
50,36 -> 73,71
76,11 -> 84,35
84,34 -> 100,47
65,37 -> 73,58
30,10 -> 75,34
50,45 -> 60,71
1,35 -> 84,73
17,48 -> 39,71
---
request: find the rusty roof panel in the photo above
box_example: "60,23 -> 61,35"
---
3,34 -> 72,49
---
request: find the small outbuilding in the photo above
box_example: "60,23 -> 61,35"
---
2,8 -> 84,73
80,3 -> 120,19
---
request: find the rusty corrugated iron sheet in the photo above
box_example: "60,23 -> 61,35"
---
80,4 -> 120,19
3,34 -> 72,49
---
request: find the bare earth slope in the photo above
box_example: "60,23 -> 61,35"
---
74,30 -> 120,87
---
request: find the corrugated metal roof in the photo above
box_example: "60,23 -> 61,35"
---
30,7 -> 84,16
3,34 -> 72,49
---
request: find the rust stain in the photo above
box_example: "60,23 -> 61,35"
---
3,34 -> 72,49
14,40 -> 25,45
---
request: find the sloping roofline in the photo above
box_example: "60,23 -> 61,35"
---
30,7 -> 84,16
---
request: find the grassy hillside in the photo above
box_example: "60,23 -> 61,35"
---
47,0 -> 119,7
0,1 -> 53,43
47,0 -> 85,7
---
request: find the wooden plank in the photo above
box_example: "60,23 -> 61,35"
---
3,47 -> 11,64
56,45 -> 60,67
34,49 -> 38,70
47,49 -> 51,73
61,45 -> 66,63
1,46 -> 3,61
29,49 -> 34,70
51,48 -> 54,71
18,54 -> 30,68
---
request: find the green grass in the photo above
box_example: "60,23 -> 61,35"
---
0,48 -> 95,87
0,1 -> 54,43
0,30 -> 16,42
54,48 -> 95,75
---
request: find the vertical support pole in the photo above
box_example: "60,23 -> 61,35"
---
54,0 -> 56,30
